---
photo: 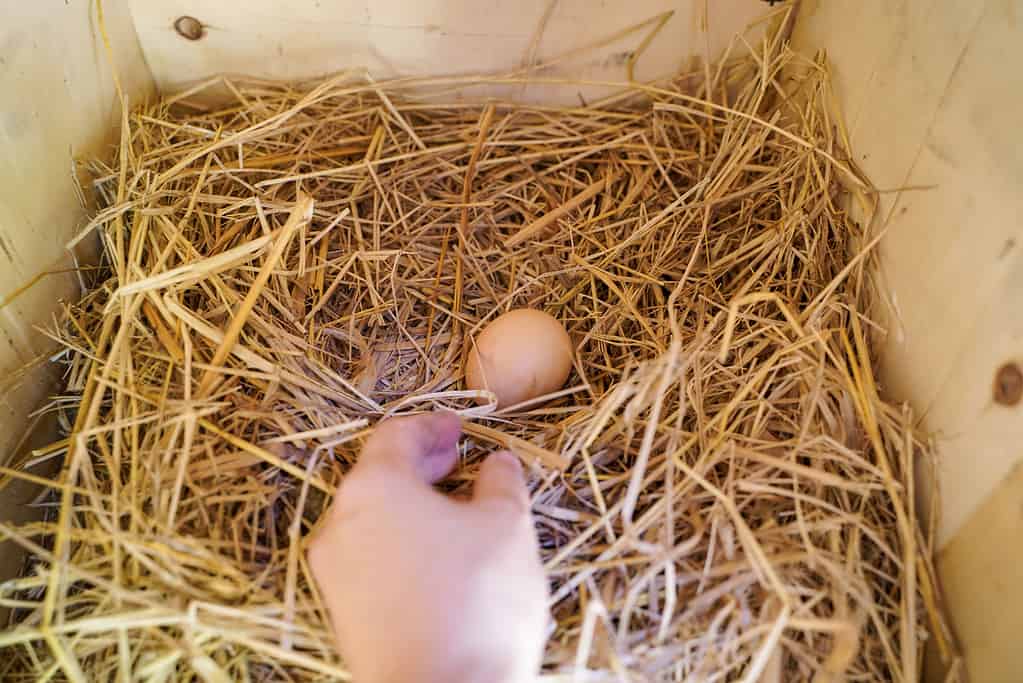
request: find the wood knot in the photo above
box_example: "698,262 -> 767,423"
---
994,362 -> 1023,406
174,16 -> 205,41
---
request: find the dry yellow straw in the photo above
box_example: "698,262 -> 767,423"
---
0,12 -> 959,682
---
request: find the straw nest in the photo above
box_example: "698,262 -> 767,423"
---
1,15 -> 959,683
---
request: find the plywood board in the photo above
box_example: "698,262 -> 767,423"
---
794,1 -> 1023,679
795,0 -> 1023,546
130,0 -> 766,103
936,459 -> 1023,683
0,4 -> 155,463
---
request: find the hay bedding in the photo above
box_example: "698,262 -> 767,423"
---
0,18 -> 957,683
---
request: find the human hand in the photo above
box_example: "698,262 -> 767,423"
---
308,412 -> 549,683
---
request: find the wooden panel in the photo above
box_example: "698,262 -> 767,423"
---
794,1 -> 1023,679
875,0 -> 1023,546
0,3 -> 154,464
937,460 -> 1023,683
795,0 -> 1023,544
130,0 -> 765,102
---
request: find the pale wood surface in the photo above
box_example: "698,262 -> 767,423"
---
794,1 -> 1023,680
0,3 -> 154,464
937,461 -> 1023,683
130,0 -> 765,102
795,0 -> 1023,545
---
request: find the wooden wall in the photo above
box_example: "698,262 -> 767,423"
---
0,3 -> 154,464
3,1 -> 1018,678
793,1 -> 1023,680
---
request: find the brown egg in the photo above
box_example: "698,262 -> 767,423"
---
465,308 -> 573,408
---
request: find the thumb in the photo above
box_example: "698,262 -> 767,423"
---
473,450 -> 530,513
358,411 -> 462,484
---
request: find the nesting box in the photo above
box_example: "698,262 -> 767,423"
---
1,2 -> 1019,681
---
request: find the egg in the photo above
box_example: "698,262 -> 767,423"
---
465,308 -> 573,408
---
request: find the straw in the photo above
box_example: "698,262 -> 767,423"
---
0,13 -> 959,682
